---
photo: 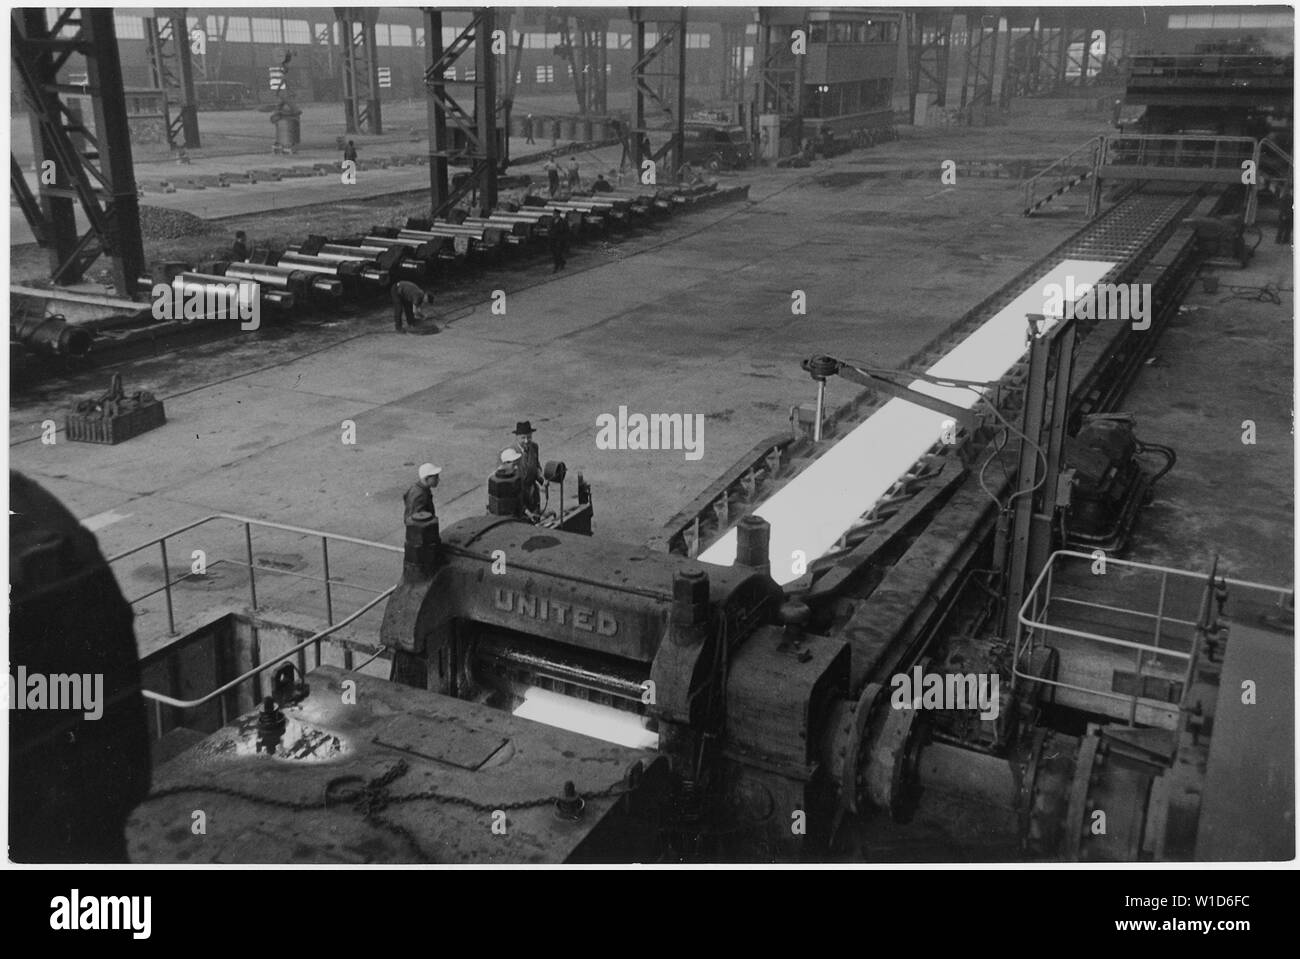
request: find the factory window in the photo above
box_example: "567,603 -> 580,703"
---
249,18 -> 282,44
464,67 -> 476,82
808,21 -> 828,43
113,14 -> 144,40
374,24 -> 390,46
536,64 -> 553,83
686,32 -> 711,49
446,66 -> 457,82
805,78 -> 894,118
226,17 -> 251,43
282,20 -> 310,46
865,20 -> 899,43
390,25 -> 412,47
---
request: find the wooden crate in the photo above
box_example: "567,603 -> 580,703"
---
66,400 -> 166,445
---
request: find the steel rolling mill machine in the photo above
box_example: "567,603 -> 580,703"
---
118,183 -> 1289,864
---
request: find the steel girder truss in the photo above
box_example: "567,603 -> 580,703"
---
335,7 -> 382,134
958,11 -> 1001,113
630,7 -> 688,179
144,9 -> 201,149
909,8 -> 954,111
553,12 -> 609,116
424,7 -> 499,217
11,7 -> 146,295
719,21 -> 747,104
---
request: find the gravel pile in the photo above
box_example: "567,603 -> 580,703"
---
139,205 -> 213,240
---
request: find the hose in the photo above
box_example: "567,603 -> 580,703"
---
1135,441 -> 1177,484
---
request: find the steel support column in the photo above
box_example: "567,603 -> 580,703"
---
909,7 -> 953,114
336,7 -> 382,134
423,7 -> 500,217
424,8 -> 450,212
1003,314 -> 1078,641
475,6 -> 498,211
12,7 -> 146,295
958,11 -> 1000,117
630,7 -> 688,181
145,9 -> 201,148
720,21 -> 746,104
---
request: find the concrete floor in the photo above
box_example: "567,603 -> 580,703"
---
19,106 -> 1287,660
1121,216 -> 1294,587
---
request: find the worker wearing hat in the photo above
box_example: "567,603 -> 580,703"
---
486,448 -> 525,518
403,462 -> 442,525
512,421 -> 542,514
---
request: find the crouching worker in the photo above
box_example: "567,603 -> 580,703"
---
392,280 -> 439,334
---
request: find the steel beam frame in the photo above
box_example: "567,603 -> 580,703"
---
958,11 -> 1000,114
719,21 -> 747,105
556,12 -> 609,116
908,8 -> 953,112
144,8 -> 201,148
336,7 -> 382,134
1003,313 -> 1078,641
12,7 -> 146,295
630,7 -> 688,180
423,7 -> 500,217
754,7 -> 799,144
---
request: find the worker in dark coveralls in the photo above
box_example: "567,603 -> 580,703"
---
231,231 -> 250,262
403,463 -> 441,524
512,421 -> 543,514
548,213 -> 570,273
391,280 -> 432,333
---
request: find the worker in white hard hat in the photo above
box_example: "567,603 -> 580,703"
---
403,463 -> 442,524
488,448 -> 526,517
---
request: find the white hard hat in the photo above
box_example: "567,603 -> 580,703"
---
500,448 -> 522,465
418,463 -> 442,480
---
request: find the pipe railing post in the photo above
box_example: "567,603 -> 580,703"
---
320,535 -> 333,668
159,538 -> 176,635
244,522 -> 258,610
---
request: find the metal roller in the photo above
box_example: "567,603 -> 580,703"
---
318,243 -> 428,279
277,251 -> 388,287
471,629 -> 649,708
222,261 -> 343,298
173,271 -> 292,312
11,314 -> 93,358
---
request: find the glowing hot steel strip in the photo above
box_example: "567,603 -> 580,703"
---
512,686 -> 660,750
699,259 -> 1118,584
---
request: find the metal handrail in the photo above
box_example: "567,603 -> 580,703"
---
1022,135 -> 1103,210
106,512 -> 401,635
106,512 -> 403,564
141,585 -> 395,710
1014,549 -> 1292,723
1103,134 -> 1257,170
